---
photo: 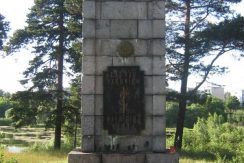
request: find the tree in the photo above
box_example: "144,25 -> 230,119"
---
5,0 -> 82,149
166,0 -> 243,149
205,96 -> 225,115
225,95 -> 240,112
0,14 -> 9,50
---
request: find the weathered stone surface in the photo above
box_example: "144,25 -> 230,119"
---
153,20 -> 164,38
141,116 -> 153,135
95,116 -> 103,136
95,95 -> 103,115
96,56 -> 112,75
68,151 -> 100,163
153,95 -> 166,115
83,1 -> 96,19
96,20 -> 110,38
152,135 -> 166,152
82,56 -> 95,75
153,76 -> 166,94
81,95 -> 95,115
151,39 -> 164,56
83,39 -> 95,55
103,153 -> 145,163
81,136 -> 95,152
81,116 -> 95,135
135,57 -> 152,75
148,1 -> 165,19
145,76 -> 153,94
112,57 -> 135,66
153,56 -> 165,75
132,39 -> 148,56
68,152 -> 179,163
81,75 -> 95,94
145,95 -> 153,115
96,39 -> 111,56
153,116 -> 165,135
101,2 -> 147,19
83,20 -> 95,38
138,20 -> 152,38
95,76 -> 103,94
111,20 -> 137,38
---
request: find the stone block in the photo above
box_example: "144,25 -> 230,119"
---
81,75 -> 95,94
146,153 -> 180,163
95,95 -> 103,115
68,151 -> 101,163
81,95 -> 95,115
153,76 -> 166,94
81,135 -> 95,152
132,39 -> 148,56
83,39 -> 95,56
83,1 -> 95,19
95,116 -> 103,136
145,95 -> 153,115
153,56 -> 165,75
94,135 -> 113,152
153,20 -> 164,38
138,20 -> 152,39
153,95 -> 166,115
145,76 -> 153,94
135,57 -> 152,75
81,116 -> 94,135
148,1 -> 165,19
96,39 -> 111,56
102,154 -> 145,163
152,135 -> 166,152
96,56 -> 112,75
95,2 -> 101,19
141,116 -> 153,135
101,2 -> 147,19
82,56 -> 95,75
111,20 -> 137,38
112,57 -> 135,66
83,20 -> 95,38
95,75 -> 103,94
153,116 -> 166,135
151,39 -> 164,56
96,20 -> 110,38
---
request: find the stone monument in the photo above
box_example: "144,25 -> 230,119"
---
68,0 -> 179,162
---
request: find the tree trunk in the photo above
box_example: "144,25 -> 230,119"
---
174,0 -> 191,150
54,1 -> 65,149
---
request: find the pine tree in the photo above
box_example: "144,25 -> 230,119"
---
166,0 -> 242,149
0,14 -> 9,50
5,0 -> 82,149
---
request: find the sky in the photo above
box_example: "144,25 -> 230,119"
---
0,0 -> 244,94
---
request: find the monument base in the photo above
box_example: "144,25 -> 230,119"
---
68,150 -> 179,163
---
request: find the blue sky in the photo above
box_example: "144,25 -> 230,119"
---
0,0 -> 244,94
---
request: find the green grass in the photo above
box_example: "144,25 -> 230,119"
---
0,148 -> 67,163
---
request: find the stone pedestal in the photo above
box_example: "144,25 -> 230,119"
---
69,150 -> 179,163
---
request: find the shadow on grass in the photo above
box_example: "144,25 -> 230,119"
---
180,149 -> 216,161
180,148 -> 236,162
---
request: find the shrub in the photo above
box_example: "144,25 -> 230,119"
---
0,118 -> 12,126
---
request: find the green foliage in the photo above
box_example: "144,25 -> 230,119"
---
0,97 -> 13,118
0,152 -> 18,163
227,110 -> 244,125
205,96 -> 225,115
0,14 -> 9,50
182,114 -> 244,162
225,96 -> 240,112
184,103 -> 208,128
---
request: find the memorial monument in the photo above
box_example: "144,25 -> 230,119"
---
68,0 -> 179,162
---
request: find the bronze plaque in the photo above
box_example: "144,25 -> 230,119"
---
103,66 -> 145,135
